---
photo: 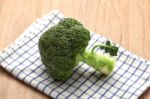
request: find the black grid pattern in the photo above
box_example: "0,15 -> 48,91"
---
0,10 -> 150,99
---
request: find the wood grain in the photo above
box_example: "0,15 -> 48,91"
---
0,0 -> 150,98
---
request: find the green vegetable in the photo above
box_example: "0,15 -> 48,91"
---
38,18 -> 118,80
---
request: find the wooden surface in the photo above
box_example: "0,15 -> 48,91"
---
0,0 -> 150,99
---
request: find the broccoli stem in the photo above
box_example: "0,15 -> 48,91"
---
77,50 -> 116,75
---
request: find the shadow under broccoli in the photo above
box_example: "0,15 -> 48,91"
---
38,18 -> 118,81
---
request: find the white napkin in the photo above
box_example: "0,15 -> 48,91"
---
0,10 -> 150,99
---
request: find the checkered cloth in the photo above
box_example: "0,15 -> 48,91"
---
0,10 -> 150,99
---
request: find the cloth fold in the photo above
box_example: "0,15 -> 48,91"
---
0,10 -> 150,99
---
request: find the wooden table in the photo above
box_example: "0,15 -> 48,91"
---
0,0 -> 150,99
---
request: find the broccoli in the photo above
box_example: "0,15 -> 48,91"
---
38,18 -> 118,80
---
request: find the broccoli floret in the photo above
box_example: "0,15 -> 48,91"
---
38,18 -> 118,80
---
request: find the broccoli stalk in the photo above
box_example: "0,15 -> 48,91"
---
38,18 -> 118,80
77,51 -> 115,75
77,41 -> 118,75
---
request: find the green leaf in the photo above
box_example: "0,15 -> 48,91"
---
92,41 -> 119,56
102,41 -> 118,56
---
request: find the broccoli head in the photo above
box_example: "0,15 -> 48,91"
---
38,18 -> 118,80
38,18 -> 90,80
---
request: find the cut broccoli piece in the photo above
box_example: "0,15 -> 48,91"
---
38,18 -> 118,80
